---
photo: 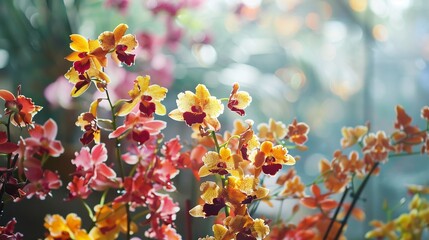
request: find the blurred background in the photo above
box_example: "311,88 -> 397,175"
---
1,0 -> 429,238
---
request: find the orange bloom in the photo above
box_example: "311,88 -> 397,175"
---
340,125 -> 368,148
169,84 -> 224,131
280,175 -> 306,198
257,118 -> 287,142
0,86 -> 42,127
339,151 -> 365,177
98,23 -> 138,66
44,213 -> 90,240
285,119 -> 309,145
391,105 -> 425,153
319,157 -> 350,193
362,131 -> 394,162
253,141 -> 295,176
90,203 -> 137,239
65,34 -> 107,74
301,184 -> 338,212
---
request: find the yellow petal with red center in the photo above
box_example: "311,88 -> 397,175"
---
234,91 -> 252,109
0,90 -> 15,101
176,91 -> 197,112
69,34 -> 89,52
212,224 -> 227,239
147,84 -> 168,101
168,109 -> 185,121
260,141 -> 273,155
189,205 -> 205,217
154,101 -> 167,115
200,181 -> 220,203
98,31 -> 115,51
65,51 -> 82,61
252,218 -> 270,239
119,34 -> 138,50
113,24 -> 128,41
204,97 -> 224,117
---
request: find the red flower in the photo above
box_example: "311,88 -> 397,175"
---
0,86 -> 42,127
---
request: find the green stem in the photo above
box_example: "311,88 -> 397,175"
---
105,89 -> 131,239
210,130 -> 229,217
334,162 -> 379,240
81,199 -> 95,221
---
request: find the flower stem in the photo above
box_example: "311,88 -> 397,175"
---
333,162 -> 379,240
105,89 -> 131,239
323,186 -> 350,240
210,130 -> 230,217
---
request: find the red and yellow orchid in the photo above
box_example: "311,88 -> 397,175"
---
98,23 -> 138,66
169,84 -> 224,131
116,75 -> 167,117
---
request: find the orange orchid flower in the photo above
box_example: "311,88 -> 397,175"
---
0,86 -> 42,127
285,119 -> 310,145
340,125 -> 368,148
98,23 -> 138,66
253,141 -> 295,176
301,184 -> 338,212
65,34 -> 108,74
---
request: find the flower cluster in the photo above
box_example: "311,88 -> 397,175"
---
0,22 -> 428,240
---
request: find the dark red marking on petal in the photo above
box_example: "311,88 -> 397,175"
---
228,100 -> 245,116
139,100 -> 156,117
202,197 -> 225,217
73,60 -> 90,74
241,195 -> 257,204
183,111 -> 206,126
74,80 -> 90,93
262,163 -> 282,176
132,130 -> 150,144
116,45 -> 135,66
80,131 -> 94,145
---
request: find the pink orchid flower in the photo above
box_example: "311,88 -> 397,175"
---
71,144 -> 120,191
22,157 -> 62,200
24,118 -> 64,157
109,112 -> 166,144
